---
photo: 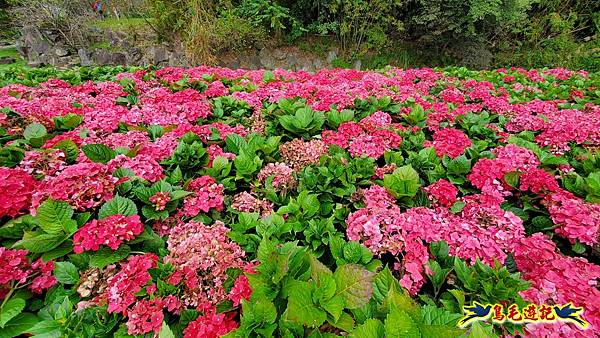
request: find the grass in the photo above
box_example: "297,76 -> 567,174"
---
89,17 -> 153,32
0,46 -> 25,70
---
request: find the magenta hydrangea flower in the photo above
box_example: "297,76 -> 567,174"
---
431,128 -> 472,158
0,168 -> 37,218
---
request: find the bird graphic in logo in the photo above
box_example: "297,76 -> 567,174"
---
553,303 -> 588,328
459,302 -> 492,327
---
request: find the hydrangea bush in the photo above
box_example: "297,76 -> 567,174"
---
0,66 -> 599,337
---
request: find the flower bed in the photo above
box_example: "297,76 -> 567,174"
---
0,66 -> 599,337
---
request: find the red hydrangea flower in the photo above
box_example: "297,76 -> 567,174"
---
183,305 -> 238,338
149,192 -> 170,211
125,297 -> 180,335
106,254 -> 158,314
0,168 -> 37,218
31,162 -> 118,211
0,248 -> 32,285
424,179 -> 459,207
431,128 -> 472,158
29,258 -> 56,294
228,274 -> 252,307
0,248 -> 55,294
73,214 -> 145,253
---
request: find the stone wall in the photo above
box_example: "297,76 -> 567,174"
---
15,26 -> 350,71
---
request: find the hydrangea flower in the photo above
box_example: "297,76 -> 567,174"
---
0,168 -> 37,218
31,162 -> 118,211
165,221 -> 246,307
73,215 -> 145,253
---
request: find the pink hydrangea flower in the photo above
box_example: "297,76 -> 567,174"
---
182,176 -> 224,217
73,214 -> 145,253
165,221 -> 246,307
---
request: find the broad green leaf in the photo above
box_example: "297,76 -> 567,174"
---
225,133 -> 247,154
19,232 -> 67,253
467,321 -> 498,338
419,324 -> 465,338
52,140 -> 79,163
385,309 -> 421,338
89,245 -> 131,269
0,313 -> 38,338
251,298 -> 277,325
0,298 -> 26,328
350,318 -> 384,338
383,165 -> 421,198
321,295 -> 344,321
328,311 -> 355,332
28,319 -> 61,337
503,171 -> 519,188
446,155 -> 471,175
334,264 -> 375,309
372,266 -> 400,305
81,144 -> 117,164
36,199 -> 74,234
98,196 -> 138,219
53,262 -> 79,284
24,123 -> 47,141
286,281 -> 327,327
158,322 -> 175,338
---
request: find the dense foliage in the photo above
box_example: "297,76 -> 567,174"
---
0,65 -> 599,337
142,0 -> 599,70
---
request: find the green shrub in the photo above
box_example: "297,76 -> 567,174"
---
210,11 -> 267,53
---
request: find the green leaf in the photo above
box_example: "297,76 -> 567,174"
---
449,201 -> 465,214
286,281 -> 327,328
383,165 -> 421,198
52,140 -> 79,163
225,133 -> 247,154
334,264 -> 375,309
28,319 -> 61,337
24,123 -> 47,141
98,196 -> 138,219
385,309 -> 421,338
572,242 -> 586,254
467,321 -> 498,338
343,241 -> 364,264
158,322 -> 175,338
0,298 -> 26,328
53,262 -> 79,284
81,144 -> 117,164
19,232 -> 67,253
89,245 -> 131,269
0,313 -> 38,338
328,311 -> 355,332
251,299 -> 277,325
320,295 -> 344,321
36,199 -> 74,235
41,242 -> 73,261
446,155 -> 471,175
503,171 -> 520,188
350,318 -> 385,338
372,266 -> 400,305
